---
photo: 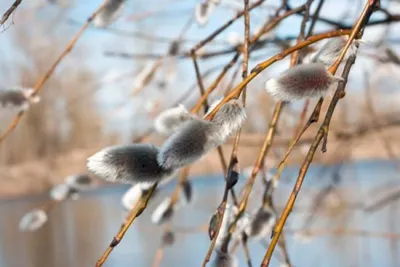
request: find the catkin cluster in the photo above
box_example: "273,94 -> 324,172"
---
87,99 -> 247,186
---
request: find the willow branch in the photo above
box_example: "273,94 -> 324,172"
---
191,0 -> 266,52
260,6 -> 379,263
0,1 -> 107,144
96,183 -> 158,267
261,53 -> 360,266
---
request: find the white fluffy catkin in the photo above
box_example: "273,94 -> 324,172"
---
265,63 -> 343,101
0,88 -> 40,112
19,209 -> 48,232
208,99 -> 247,142
121,183 -> 153,210
151,197 -> 178,225
64,174 -> 93,191
93,0 -> 126,28
194,1 -> 217,26
158,100 -> 246,170
154,105 -> 192,135
211,250 -> 239,267
244,206 -> 276,241
215,204 -> 250,250
87,144 -> 175,185
310,36 -> 361,66
49,183 -> 73,201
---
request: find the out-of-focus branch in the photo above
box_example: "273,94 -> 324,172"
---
363,70 -> 398,161
0,0 -> 22,26
0,1 -> 107,144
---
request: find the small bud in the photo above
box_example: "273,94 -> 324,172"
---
64,174 -> 93,192
161,231 -> 175,247
49,183 -> 74,201
211,249 -> 239,267
154,105 -> 192,135
93,0 -> 126,28
195,1 -> 216,26
151,197 -> 176,225
19,209 -> 48,232
265,63 -> 343,101
244,206 -> 276,241
180,180 -> 194,206
0,88 -> 40,112
168,41 -> 181,56
121,183 -> 154,211
208,212 -> 220,240
87,144 -> 175,185
227,158 -> 239,189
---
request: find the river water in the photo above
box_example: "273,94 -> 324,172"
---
0,159 -> 399,267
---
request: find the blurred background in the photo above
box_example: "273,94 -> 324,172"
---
0,0 -> 399,266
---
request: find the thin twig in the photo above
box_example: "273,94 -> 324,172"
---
0,1 -> 107,144
96,183 -> 158,267
261,56 -> 357,267
191,0 -> 266,52
191,5 -> 307,113
191,52 -> 209,112
260,3 -> 379,262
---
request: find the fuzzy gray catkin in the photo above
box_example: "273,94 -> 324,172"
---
194,0 -> 217,26
154,105 -> 192,135
64,174 -> 93,191
265,63 -> 343,101
157,118 -> 212,169
157,100 -> 246,170
151,197 -> 176,225
87,144 -> 175,185
93,0 -> 126,28
310,36 -> 359,66
19,209 -> 48,232
211,250 -> 239,267
214,204 -> 250,250
244,206 -> 276,241
121,183 -> 154,210
49,183 -> 75,201
180,180 -> 193,205
209,99 -> 247,142
0,88 -> 40,111
310,36 -> 347,66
